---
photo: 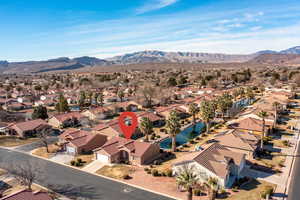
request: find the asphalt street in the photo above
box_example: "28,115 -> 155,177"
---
0,148 -> 175,200
287,137 -> 300,200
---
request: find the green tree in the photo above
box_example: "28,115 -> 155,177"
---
176,165 -> 198,200
32,105 -> 48,120
188,103 -> 199,125
55,94 -> 70,113
78,91 -> 86,109
117,90 -> 125,102
166,110 -> 181,152
205,177 -> 219,200
139,117 -> 153,142
167,77 -> 177,87
258,110 -> 269,150
272,102 -> 280,127
97,91 -> 104,106
199,100 -> 215,134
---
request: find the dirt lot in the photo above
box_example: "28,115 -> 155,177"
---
0,136 -> 40,147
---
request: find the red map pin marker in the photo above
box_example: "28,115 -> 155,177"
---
118,112 -> 138,139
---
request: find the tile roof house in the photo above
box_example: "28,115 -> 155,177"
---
173,143 -> 246,188
59,128 -> 107,155
215,129 -> 260,159
81,106 -> 113,120
229,117 -> 273,134
48,112 -> 86,128
137,112 -> 165,127
0,189 -> 52,200
8,119 -> 51,138
94,137 -> 161,165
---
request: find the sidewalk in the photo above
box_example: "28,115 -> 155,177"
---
273,130 -> 300,200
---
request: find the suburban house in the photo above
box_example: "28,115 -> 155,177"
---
228,117 -> 274,135
59,128 -> 107,155
48,112 -> 86,128
93,137 -> 161,165
137,112 -> 165,127
0,122 -> 8,135
8,119 -> 51,138
0,189 -> 52,200
108,101 -> 140,113
172,143 -> 246,188
81,106 -> 113,120
215,129 -> 260,159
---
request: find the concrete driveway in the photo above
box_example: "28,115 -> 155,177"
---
82,160 -> 106,173
50,152 -> 74,164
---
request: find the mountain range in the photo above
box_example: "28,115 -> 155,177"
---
1,46 -> 300,73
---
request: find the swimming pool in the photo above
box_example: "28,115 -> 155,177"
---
160,122 -> 205,149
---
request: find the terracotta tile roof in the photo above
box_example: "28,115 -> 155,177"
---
137,112 -> 164,122
51,112 -> 84,122
215,129 -> 259,152
0,189 -> 52,200
10,119 -> 48,132
59,128 -> 86,140
191,143 -> 244,179
230,117 -> 273,132
95,137 -> 153,157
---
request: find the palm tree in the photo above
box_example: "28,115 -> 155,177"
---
97,91 -> 104,107
272,101 -> 280,127
176,165 -> 198,200
205,177 -> 219,200
166,110 -> 181,152
188,103 -> 199,125
199,100 -> 214,134
139,117 -> 153,142
117,90 -> 125,102
258,110 -> 269,150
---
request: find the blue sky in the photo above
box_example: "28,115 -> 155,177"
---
1,0 -> 300,61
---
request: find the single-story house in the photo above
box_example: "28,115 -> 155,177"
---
215,129 -> 259,159
81,106 -> 113,120
228,117 -> 273,135
59,129 -> 107,155
173,143 -> 246,188
137,112 -> 165,127
48,112 -> 86,128
0,122 -> 9,135
93,137 -> 161,165
0,189 -> 52,200
8,119 -> 51,138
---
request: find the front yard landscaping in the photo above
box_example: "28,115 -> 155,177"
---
222,180 -> 275,200
96,164 -> 136,179
70,154 -> 94,168
31,144 -> 60,158
0,136 -> 40,147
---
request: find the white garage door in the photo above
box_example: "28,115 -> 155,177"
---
66,146 -> 76,154
97,154 -> 109,163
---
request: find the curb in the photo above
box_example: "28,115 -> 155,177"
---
0,146 -> 178,200
283,130 -> 300,200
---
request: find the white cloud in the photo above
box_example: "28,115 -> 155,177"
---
250,26 -> 262,31
136,0 -> 179,14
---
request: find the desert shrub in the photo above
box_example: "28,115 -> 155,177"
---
261,186 -> 274,199
165,169 -> 173,177
144,168 -> 150,172
122,174 -> 131,180
75,162 -> 81,167
193,189 -> 201,196
77,158 -> 82,163
151,169 -> 159,176
70,160 -> 76,166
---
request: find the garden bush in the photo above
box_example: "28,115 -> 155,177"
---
193,189 -> 201,196
151,169 -> 159,176
70,160 -> 76,166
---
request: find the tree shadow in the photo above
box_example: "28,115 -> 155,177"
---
47,183 -> 101,200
